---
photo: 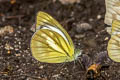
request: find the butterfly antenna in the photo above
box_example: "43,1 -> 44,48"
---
78,58 -> 84,69
73,59 -> 76,70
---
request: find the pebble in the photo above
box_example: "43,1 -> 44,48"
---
15,54 -> 21,57
5,43 -> 13,50
0,26 -> 14,36
59,0 -> 81,4
78,42 -> 81,45
89,18 -> 94,22
39,65 -> 44,69
97,15 -> 102,19
118,70 -> 120,74
76,22 -> 92,33
52,74 -> 59,78
75,34 -> 85,39
104,37 -> 109,41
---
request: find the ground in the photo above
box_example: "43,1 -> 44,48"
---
0,0 -> 120,80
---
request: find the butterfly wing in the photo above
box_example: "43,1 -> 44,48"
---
31,28 -> 74,63
107,20 -> 120,62
104,0 -> 120,26
36,11 -> 74,53
31,11 -> 75,63
111,20 -> 120,33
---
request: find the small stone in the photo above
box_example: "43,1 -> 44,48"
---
75,34 -> 85,39
15,48 -> 19,51
104,37 -> 109,41
76,22 -> 92,33
15,54 -> 21,56
89,18 -> 94,22
5,43 -> 13,50
7,50 -> 11,54
118,70 -> 120,74
78,42 -> 81,45
52,74 -> 59,78
0,26 -> 14,36
59,0 -> 81,4
18,42 -> 21,45
10,0 -> 16,4
97,15 -> 102,19
39,65 -> 44,69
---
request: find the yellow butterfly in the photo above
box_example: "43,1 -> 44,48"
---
104,0 -> 120,26
30,11 -> 82,63
107,20 -> 120,62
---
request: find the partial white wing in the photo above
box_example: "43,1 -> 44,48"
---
104,0 -> 120,25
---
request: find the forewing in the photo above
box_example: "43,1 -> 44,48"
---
35,11 -> 74,53
104,0 -> 120,25
31,29 -> 73,63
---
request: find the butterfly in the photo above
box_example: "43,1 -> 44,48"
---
104,0 -> 120,26
30,11 -> 82,63
107,20 -> 120,62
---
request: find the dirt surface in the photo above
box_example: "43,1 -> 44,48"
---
0,0 -> 120,80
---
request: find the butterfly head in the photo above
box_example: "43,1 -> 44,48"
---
74,49 -> 82,60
